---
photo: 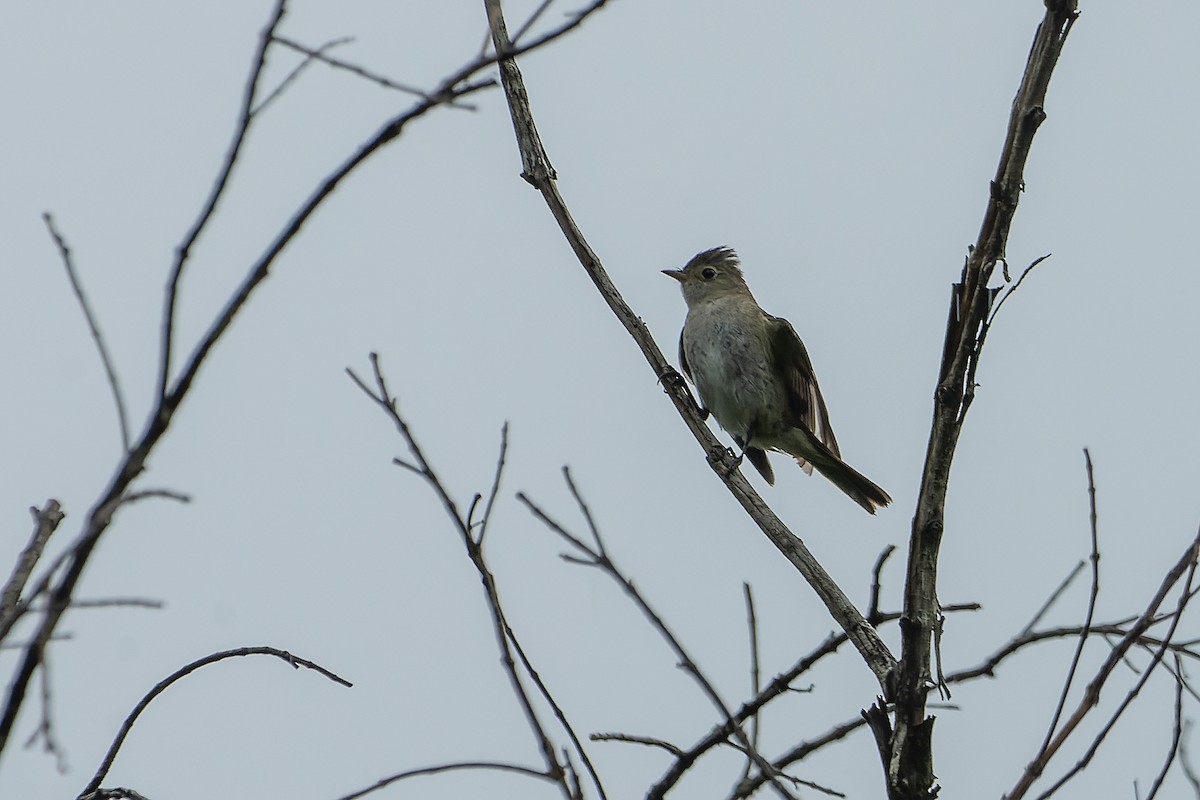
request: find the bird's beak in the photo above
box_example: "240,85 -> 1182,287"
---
661,269 -> 685,282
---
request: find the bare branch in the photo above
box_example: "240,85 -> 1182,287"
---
484,0 -> 896,692
255,36 -> 356,113
1031,449 -> 1103,764
592,731 -> 684,757
518,483 -> 796,799
24,649 -> 66,773
158,0 -> 287,402
31,598 -> 163,612
43,214 -> 131,451
1019,560 -> 1085,638
986,253 -> 1052,327
351,355 -> 583,800
894,4 -> 1079,794
1142,654 -> 1186,800
867,545 -> 896,624
739,582 -> 762,787
1004,527 -> 1200,800
648,602 -> 976,799
78,646 -> 350,799
511,0 -> 556,44
0,501 -> 64,634
475,423 -> 510,546
271,35 -> 459,104
1,0 -> 621,766
1181,722 -> 1200,798
331,761 -> 556,800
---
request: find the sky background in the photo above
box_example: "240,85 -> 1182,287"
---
3,2 -> 1199,798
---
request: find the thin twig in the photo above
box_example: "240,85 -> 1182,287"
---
736,604 -> 1200,797
511,0 -> 556,43
738,582 -> 762,786
867,545 -> 896,624
332,761 -> 555,800
254,36 -> 355,114
78,646 -> 350,799
25,649 -> 67,773
1033,537 -> 1200,800
350,356 -> 585,800
647,601 -> 978,799
1181,721 -> 1200,797
43,214 -> 131,451
592,732 -> 684,757
518,481 -> 796,799
476,423 -> 509,546
1033,450 -> 1102,760
0,0 -> 614,759
157,0 -> 287,402
987,253 -> 1053,327
1004,527 -> 1200,800
1142,654 -> 1186,800
1019,560 -> 1086,638
30,598 -> 163,611
271,36 -> 461,104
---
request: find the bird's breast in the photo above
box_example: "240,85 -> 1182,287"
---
682,299 -> 785,440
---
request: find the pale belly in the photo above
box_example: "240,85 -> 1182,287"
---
682,302 -> 787,443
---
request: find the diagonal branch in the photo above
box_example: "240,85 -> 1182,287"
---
1003,527 -> 1200,800
481,0 -> 896,693
0,501 -> 65,635
43,215 -> 131,451
519,476 -> 796,799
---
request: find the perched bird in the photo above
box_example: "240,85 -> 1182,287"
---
663,247 -> 891,514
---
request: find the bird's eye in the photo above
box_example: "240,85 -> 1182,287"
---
701,268 -> 717,280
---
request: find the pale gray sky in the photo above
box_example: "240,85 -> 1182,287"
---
3,2 -> 1199,799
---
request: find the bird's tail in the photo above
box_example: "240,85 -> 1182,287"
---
809,455 -> 892,515
781,430 -> 892,514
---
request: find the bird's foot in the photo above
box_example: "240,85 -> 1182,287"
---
657,367 -> 708,419
707,445 -> 743,479
657,366 -> 686,391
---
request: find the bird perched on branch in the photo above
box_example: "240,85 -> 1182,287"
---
664,247 -> 891,514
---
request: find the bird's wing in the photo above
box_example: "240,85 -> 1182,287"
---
766,315 -> 841,459
678,331 -> 692,382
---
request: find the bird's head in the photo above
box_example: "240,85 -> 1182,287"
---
662,246 -> 751,306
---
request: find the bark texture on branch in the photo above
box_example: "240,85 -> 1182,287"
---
882,3 -> 1079,798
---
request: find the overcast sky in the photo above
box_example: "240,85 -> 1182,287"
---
3,2 -> 1199,799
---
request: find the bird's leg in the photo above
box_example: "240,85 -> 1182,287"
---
723,430 -> 757,478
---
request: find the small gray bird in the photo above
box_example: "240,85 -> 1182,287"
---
663,247 -> 891,514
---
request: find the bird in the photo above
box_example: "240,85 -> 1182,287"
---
663,246 -> 891,514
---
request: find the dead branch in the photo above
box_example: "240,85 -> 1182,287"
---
0,501 -> 64,633
0,0 -> 612,761
1004,528 -> 1200,800
518,474 -> 796,799
890,4 -> 1079,796
481,0 -> 896,692
348,355 -> 594,800
77,646 -> 350,800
